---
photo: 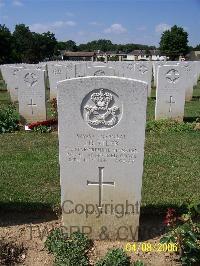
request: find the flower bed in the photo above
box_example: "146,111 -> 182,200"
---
28,119 -> 57,130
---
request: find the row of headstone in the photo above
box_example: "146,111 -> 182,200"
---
1,61 -> 200,123
0,63 -> 47,122
155,61 -> 200,121
153,61 -> 200,100
48,61 -> 152,97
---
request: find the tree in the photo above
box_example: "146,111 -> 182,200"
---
56,41 -> 67,51
39,32 -> 57,59
159,25 -> 189,60
12,24 -> 34,62
194,44 -> 200,51
65,40 -> 77,51
0,24 -> 12,64
78,39 -> 113,52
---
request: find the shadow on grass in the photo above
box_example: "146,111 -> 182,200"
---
139,213 -> 165,241
192,96 -> 200,100
183,116 -> 200,122
150,96 -> 156,100
0,202 -> 58,227
0,202 -> 193,241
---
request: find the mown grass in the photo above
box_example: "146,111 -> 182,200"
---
0,77 -> 199,212
0,132 -> 60,210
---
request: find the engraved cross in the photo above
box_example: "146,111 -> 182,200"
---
167,96 -> 176,113
87,167 -> 115,208
27,99 -> 37,115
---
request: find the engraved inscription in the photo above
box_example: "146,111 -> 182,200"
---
81,89 -> 122,130
166,69 -> 179,83
53,68 -> 62,75
65,133 -> 137,164
24,73 -> 38,87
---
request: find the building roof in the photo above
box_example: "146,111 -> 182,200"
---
128,50 -> 146,56
128,49 -> 160,56
150,50 -> 160,56
63,51 -> 95,57
95,50 -> 127,56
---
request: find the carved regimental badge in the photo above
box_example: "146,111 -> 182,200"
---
81,89 -> 122,129
139,64 -> 148,74
127,63 -> 134,70
166,69 -> 180,83
24,73 -> 38,87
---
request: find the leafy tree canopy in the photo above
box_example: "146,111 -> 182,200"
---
0,24 -> 12,64
159,25 -> 189,60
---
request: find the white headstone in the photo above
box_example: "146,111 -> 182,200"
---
180,62 -> 194,101
6,66 -> 23,102
135,62 -> 152,97
155,65 -> 185,121
57,76 -> 148,240
153,61 -> 165,87
18,69 -> 46,123
75,63 -> 87,77
48,64 -> 67,99
65,63 -> 76,79
120,62 -> 136,78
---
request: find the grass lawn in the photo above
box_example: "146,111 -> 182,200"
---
0,78 -> 199,213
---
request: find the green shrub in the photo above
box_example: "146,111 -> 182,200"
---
33,125 -> 51,133
95,248 -> 131,266
45,229 -> 92,266
0,104 -> 19,133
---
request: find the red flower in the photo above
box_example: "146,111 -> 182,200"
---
28,119 -> 58,129
163,208 -> 177,227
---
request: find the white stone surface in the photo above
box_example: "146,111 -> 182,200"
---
57,76 -> 148,240
6,66 -> 23,102
155,65 -> 186,121
86,65 -> 115,76
18,69 -> 46,123
135,62 -> 152,97
120,62 -> 136,78
48,64 -> 68,99
153,61 -> 165,87
180,61 -> 194,101
75,63 -> 87,77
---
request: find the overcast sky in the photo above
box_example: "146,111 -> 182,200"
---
0,0 -> 199,47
